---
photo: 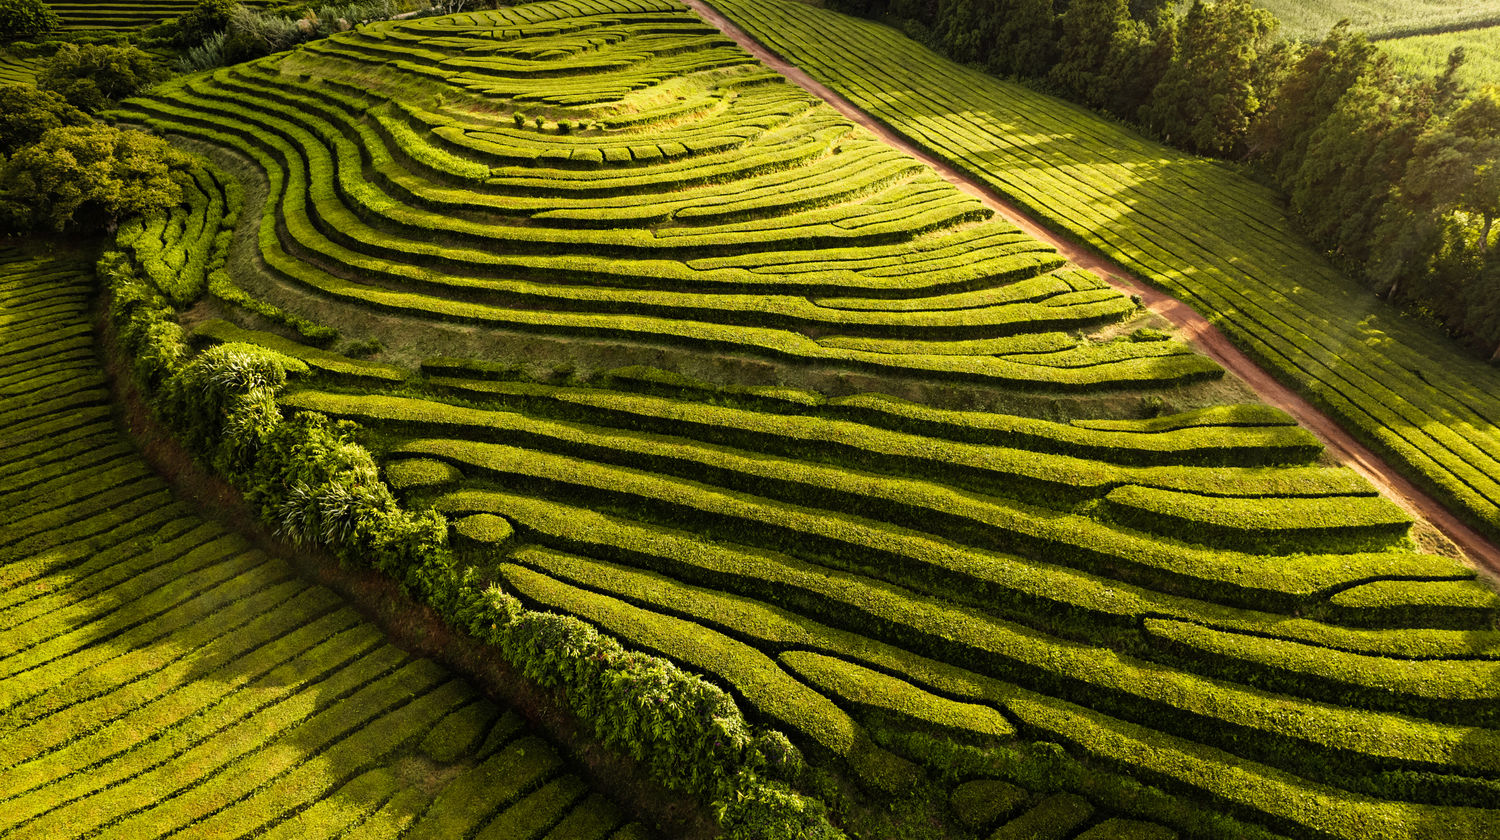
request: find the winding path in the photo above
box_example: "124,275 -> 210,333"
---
685,0 -> 1500,578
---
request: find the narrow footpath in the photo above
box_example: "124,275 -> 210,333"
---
684,0 -> 1500,578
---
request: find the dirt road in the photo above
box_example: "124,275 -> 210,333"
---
685,0 -> 1500,578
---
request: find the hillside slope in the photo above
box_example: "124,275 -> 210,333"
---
0,250 -> 649,840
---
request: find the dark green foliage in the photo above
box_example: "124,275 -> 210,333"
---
714,775 -> 843,840
1371,85 -> 1500,356
1049,0 -> 1131,107
157,342 -> 292,476
176,0 -> 236,47
101,247 -> 842,839
0,124 -> 194,232
0,84 -> 88,155
936,0 -> 1057,78
0,0 -> 57,41
950,778 -> 1027,829
38,44 -> 168,112
1140,0 -> 1279,155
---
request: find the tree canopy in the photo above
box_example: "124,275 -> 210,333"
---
0,84 -> 89,155
0,125 -> 195,232
38,44 -> 169,113
1141,0 -> 1279,155
0,0 -> 58,42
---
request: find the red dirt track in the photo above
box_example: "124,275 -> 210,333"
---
686,0 -> 1500,579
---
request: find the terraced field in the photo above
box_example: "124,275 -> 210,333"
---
108,0 -> 1226,393
1381,24 -> 1500,86
48,0 -> 262,31
0,50 -> 37,85
1250,0 -> 1500,39
0,251 -> 650,840
91,1 -> 1500,837
282,368 -> 1500,840
706,0 -> 1500,547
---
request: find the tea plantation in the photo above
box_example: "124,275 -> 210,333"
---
48,0 -> 263,31
80,0 -> 1500,838
707,0 -> 1500,549
0,250 -> 651,840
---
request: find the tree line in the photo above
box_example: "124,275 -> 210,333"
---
831,0 -> 1500,362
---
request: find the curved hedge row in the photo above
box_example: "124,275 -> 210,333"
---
706,0 -> 1500,542
106,0 -> 1227,391
270,370 -> 1500,837
90,1 -> 1500,837
0,250 -> 650,840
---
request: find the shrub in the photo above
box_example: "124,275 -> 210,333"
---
0,84 -> 89,155
0,125 -> 195,232
0,0 -> 58,42
176,0 -> 236,47
38,44 -> 169,112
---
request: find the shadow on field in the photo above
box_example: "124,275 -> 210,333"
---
0,471 -> 535,838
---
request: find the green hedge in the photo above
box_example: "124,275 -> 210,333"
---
398,427 -> 1462,609
987,793 -> 1092,840
705,0 -> 1500,543
779,650 -> 1015,739
499,557 -> 920,795
282,389 -> 1365,518
1102,484 -> 1411,555
432,491 -> 1500,800
98,235 -> 843,838
950,778 -> 1028,830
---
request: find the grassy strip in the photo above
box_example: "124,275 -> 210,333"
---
1102,484 -> 1411,554
195,319 -> 404,382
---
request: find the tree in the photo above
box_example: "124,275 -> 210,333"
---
1101,7 -> 1177,119
38,44 -> 169,113
935,0 -> 1004,67
1250,22 -> 1377,182
0,0 -> 58,41
1141,0 -> 1279,155
1290,73 -> 1426,266
0,125 -> 195,232
1438,86 -> 1500,251
175,0 -> 236,47
1370,87 -> 1500,356
1049,0 -> 1133,106
0,84 -> 89,155
992,0 -> 1059,78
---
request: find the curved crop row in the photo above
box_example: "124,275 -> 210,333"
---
109,0 -> 1225,391
706,0 -> 1500,541
47,1 -> 265,31
279,371 -> 1500,839
0,250 -> 648,840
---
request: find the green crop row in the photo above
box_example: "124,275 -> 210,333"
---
428,481 -> 1499,666
825,393 -> 1319,465
777,650 -> 1015,739
706,0 -> 1500,541
125,103 -> 1214,387
153,65 -> 1073,297
281,390 -> 1445,606
443,491 -> 1500,738
385,428 -> 1466,613
335,384 -> 1364,507
454,509 -> 1500,820
499,557 -> 921,794
0,250 -> 652,840
1103,484 -> 1411,554
194,319 -> 405,383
